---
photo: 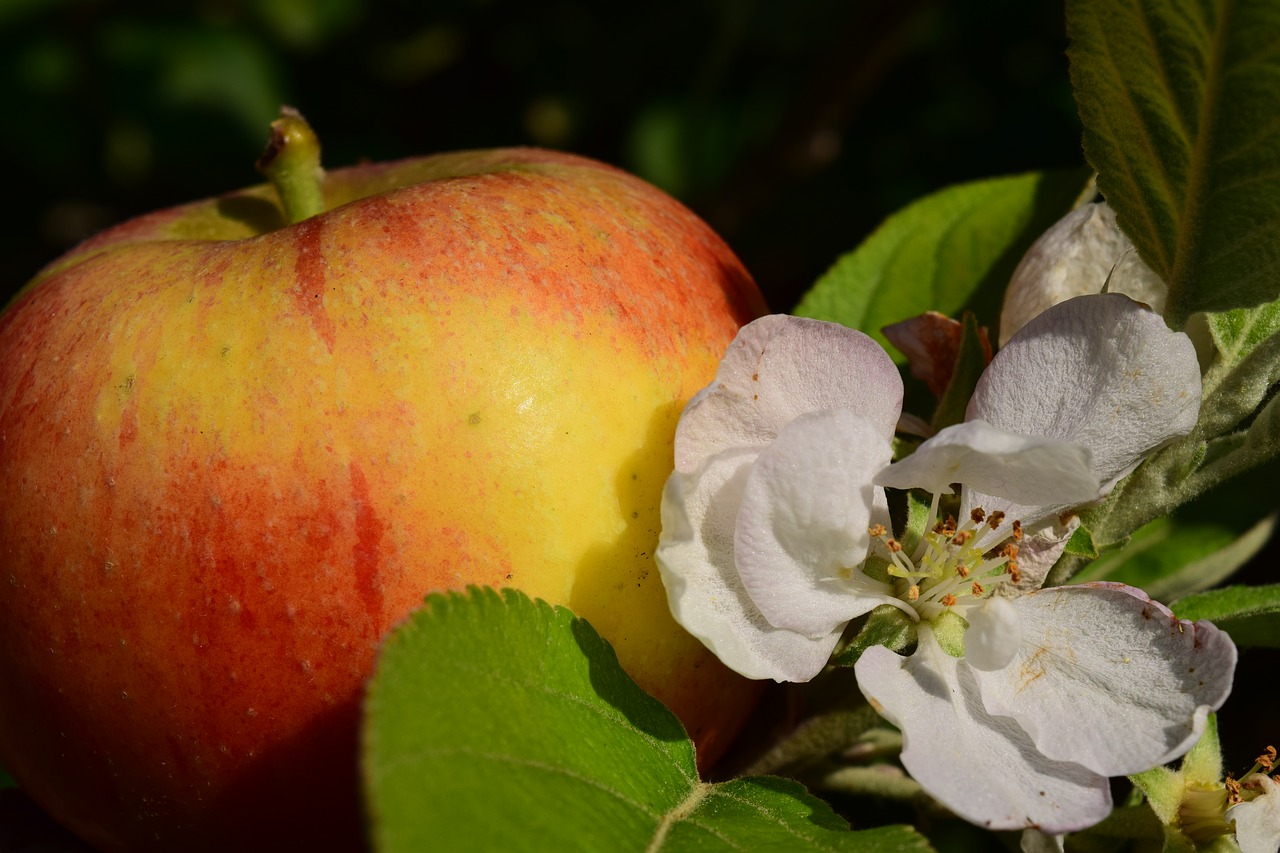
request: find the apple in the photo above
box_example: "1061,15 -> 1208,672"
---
0,111 -> 767,852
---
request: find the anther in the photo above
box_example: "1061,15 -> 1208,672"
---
971,582 -> 985,597
970,508 -> 986,524
951,530 -> 972,546
940,594 -> 957,607
1008,560 -> 1021,584
987,511 -> 1006,530
1258,746 -> 1276,772
907,585 -> 920,601
1012,519 -> 1023,540
868,524 -> 887,538
886,538 -> 903,553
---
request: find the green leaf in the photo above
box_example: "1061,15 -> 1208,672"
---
363,587 -> 933,853
1172,583 -> 1280,647
1067,0 -> 1280,323
794,171 -> 1088,356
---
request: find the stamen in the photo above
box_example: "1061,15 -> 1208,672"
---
940,594 -> 957,607
969,507 -> 985,524
971,582 -> 984,596
907,585 -> 920,601
1258,746 -> 1276,772
868,524 -> 887,538
885,538 -> 902,553
951,530 -> 973,546
1011,520 -> 1023,540
987,511 -> 1006,530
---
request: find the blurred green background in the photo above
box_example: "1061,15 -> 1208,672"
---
0,0 -> 1082,311
0,0 -> 1273,821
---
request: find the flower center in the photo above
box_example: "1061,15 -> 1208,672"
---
867,495 -> 1023,624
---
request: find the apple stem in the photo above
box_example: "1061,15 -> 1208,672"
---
257,106 -> 325,225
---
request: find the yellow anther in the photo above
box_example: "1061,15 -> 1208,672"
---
907,585 -> 920,601
868,524 -> 887,538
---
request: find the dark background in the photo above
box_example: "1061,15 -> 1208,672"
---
0,0 -> 1084,312
0,0 -> 1273,816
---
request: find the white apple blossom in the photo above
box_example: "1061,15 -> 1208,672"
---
999,201 -> 1167,345
1230,772 -> 1280,852
656,292 -> 1237,832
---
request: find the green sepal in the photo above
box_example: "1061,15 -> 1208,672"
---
1063,524 -> 1099,559
832,605 -> 915,668
898,489 -> 933,559
930,609 -> 968,658
930,312 -> 989,432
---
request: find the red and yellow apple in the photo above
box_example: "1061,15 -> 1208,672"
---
0,126 -> 766,851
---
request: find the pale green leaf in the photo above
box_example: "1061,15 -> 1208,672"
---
1067,0 -> 1280,323
794,171 -> 1087,356
1070,459 -> 1279,599
363,587 -> 933,853
1172,582 -> 1280,647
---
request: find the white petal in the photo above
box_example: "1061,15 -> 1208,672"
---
1229,774 -> 1280,853
970,583 -> 1237,777
855,628 -> 1112,832
874,420 -> 1098,505
1020,830 -> 1065,853
655,448 -> 843,682
735,409 -> 898,637
675,315 -> 903,472
1005,517 -> 1079,592
965,596 -> 1022,671
968,293 -> 1201,524
1104,248 -> 1167,316
999,202 -> 1133,346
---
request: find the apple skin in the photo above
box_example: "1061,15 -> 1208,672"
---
0,148 -> 767,852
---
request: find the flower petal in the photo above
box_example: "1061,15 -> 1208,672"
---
999,202 -> 1134,346
970,583 -> 1237,777
874,420 -> 1098,505
1229,774 -> 1280,853
655,448 -> 843,682
674,315 -> 903,472
855,627 -> 1112,832
967,293 -> 1201,526
735,409 -> 898,637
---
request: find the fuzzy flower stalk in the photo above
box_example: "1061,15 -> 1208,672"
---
656,294 -> 1237,832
